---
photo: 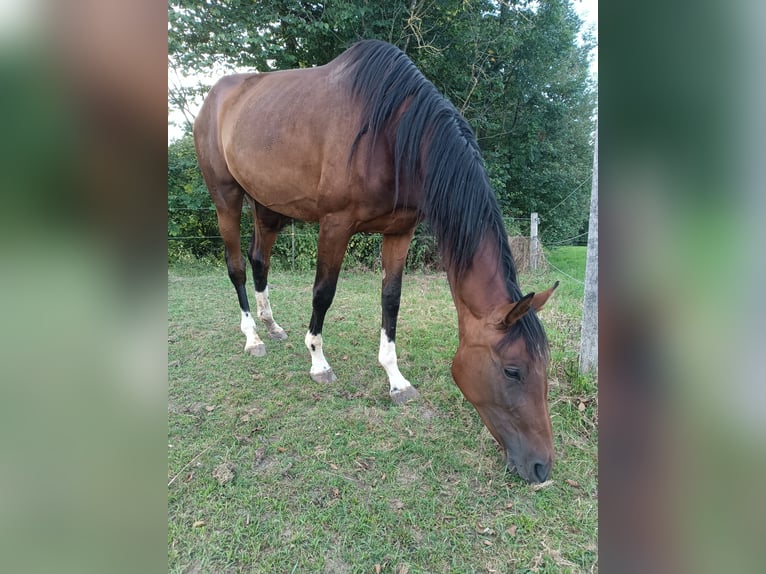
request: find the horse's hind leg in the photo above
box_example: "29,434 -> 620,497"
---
194,93 -> 265,356
379,232 -> 419,404
248,201 -> 288,340
214,189 -> 266,356
305,221 -> 352,384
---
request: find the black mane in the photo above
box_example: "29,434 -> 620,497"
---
342,40 -> 547,358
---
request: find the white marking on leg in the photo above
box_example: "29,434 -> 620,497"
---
240,310 -> 265,353
305,331 -> 333,377
255,286 -> 287,338
378,329 -> 413,393
254,286 -> 270,319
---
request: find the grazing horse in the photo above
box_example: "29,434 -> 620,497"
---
194,40 -> 558,483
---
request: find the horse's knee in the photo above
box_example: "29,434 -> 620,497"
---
225,252 -> 247,286
249,254 -> 268,292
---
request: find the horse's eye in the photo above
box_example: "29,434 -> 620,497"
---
503,367 -> 521,381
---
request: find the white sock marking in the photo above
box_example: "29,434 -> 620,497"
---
240,310 -> 264,350
255,286 -> 285,335
305,331 -> 332,376
255,286 -> 272,321
378,329 -> 412,393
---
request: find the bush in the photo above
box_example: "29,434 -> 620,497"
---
269,222 -> 318,272
406,222 -> 441,271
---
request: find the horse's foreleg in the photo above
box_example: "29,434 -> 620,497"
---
305,222 -> 351,384
216,197 -> 266,356
380,232 -> 419,404
249,205 -> 288,340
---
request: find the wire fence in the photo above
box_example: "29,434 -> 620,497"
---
540,176 -> 590,217
168,205 -> 590,279
167,233 -> 319,240
544,230 -> 589,246
545,259 -> 585,285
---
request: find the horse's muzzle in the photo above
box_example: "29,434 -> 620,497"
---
532,460 -> 552,483
506,451 -> 552,483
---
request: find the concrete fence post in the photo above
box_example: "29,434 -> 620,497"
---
530,212 -> 540,271
579,131 -> 598,374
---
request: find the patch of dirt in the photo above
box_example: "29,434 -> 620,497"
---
356,406 -> 385,431
169,402 -> 214,417
173,402 -> 219,418
395,465 -> 421,484
323,554 -> 351,574
417,404 -> 443,420
212,462 -> 235,485
252,447 -> 270,471
238,404 -> 263,422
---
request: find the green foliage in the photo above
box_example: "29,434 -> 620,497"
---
269,222 -> 318,272
168,0 -> 596,260
406,222 -> 441,271
345,233 -> 382,270
167,135 -> 220,258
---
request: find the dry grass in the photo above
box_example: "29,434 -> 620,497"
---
509,236 -> 549,272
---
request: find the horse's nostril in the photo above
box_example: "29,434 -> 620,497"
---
533,461 -> 551,483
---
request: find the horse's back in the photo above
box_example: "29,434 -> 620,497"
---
196,50 -> 418,233
197,61 -> 366,219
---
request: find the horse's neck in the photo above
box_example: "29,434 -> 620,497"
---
448,236 -> 509,327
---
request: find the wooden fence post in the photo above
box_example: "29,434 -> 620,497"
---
530,212 -> 540,271
579,131 -> 598,374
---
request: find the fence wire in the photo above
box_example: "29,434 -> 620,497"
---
168,207 -> 589,277
545,259 -> 585,285
543,230 -> 589,246
539,176 -> 590,218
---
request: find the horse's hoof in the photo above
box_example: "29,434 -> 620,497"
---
246,343 -> 266,357
390,386 -> 419,405
268,328 -> 288,341
310,369 -> 337,384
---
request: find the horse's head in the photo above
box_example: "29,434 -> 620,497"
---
451,282 -> 558,483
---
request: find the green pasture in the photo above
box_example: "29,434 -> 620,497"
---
168,246 -> 596,573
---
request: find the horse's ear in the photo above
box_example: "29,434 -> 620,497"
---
494,292 -> 535,329
493,281 -> 559,330
531,280 -> 559,312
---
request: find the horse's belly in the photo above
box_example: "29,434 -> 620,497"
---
221,128 -> 328,221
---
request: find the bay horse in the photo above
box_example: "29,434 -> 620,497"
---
194,40 -> 558,483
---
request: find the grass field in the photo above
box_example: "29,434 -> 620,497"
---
168,246 -> 597,573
